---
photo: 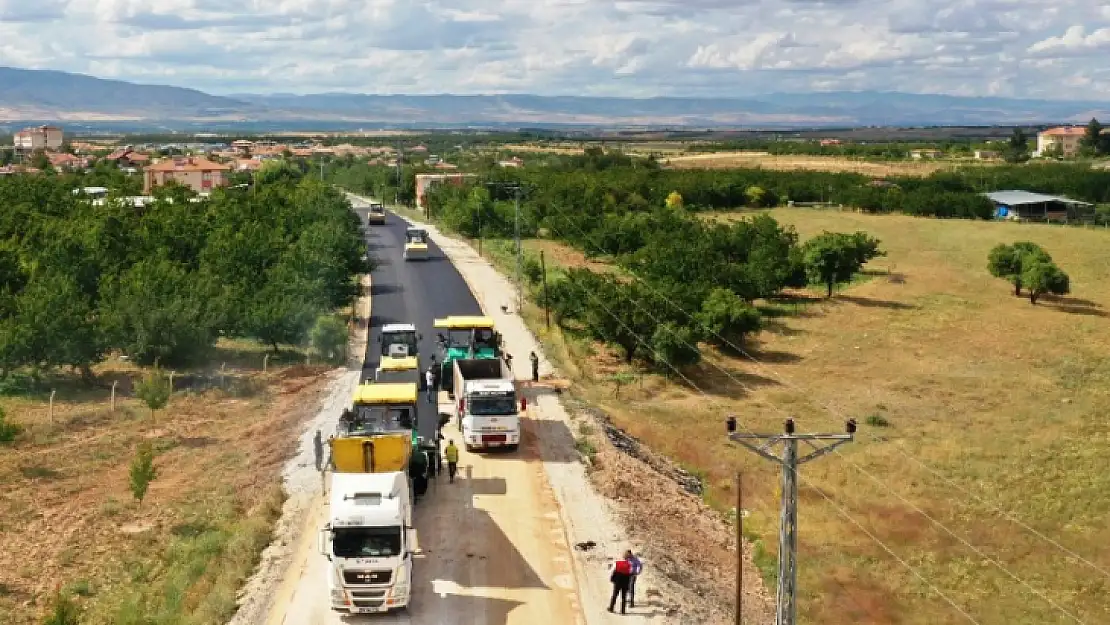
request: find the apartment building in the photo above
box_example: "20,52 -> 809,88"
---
13,125 -> 64,151
1035,126 -> 1085,157
143,156 -> 231,194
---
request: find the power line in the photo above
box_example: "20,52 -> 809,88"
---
534,200 -> 1110,589
536,222 -> 982,624
531,215 -> 1088,622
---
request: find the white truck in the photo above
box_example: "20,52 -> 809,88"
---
452,358 -> 520,451
320,472 -> 414,614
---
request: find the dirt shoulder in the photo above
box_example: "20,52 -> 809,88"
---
228,274 -> 370,625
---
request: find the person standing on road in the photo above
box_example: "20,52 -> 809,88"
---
444,439 -> 460,483
530,351 -> 539,384
425,367 -> 436,404
608,555 -> 632,614
313,430 -> 324,471
626,550 -> 643,608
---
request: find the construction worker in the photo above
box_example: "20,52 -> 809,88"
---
444,439 -> 460,483
626,550 -> 643,608
530,351 -> 539,384
608,553 -> 633,614
313,430 -> 324,471
425,367 -> 436,404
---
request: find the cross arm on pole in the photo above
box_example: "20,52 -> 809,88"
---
727,433 -> 785,465
796,436 -> 853,465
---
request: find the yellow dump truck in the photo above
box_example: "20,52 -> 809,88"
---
330,383 -> 419,473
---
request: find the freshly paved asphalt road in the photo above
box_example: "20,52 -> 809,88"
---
354,197 -> 483,443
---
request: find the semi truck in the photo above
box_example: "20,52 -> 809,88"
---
433,316 -> 503,398
319,471 -> 413,614
452,358 -> 520,451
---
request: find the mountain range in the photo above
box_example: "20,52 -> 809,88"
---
1,66 -> 1108,129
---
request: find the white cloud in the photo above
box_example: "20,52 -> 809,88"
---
0,0 -> 1106,98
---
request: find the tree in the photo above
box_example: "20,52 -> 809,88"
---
665,191 -> 684,209
1080,118 -> 1107,157
1004,128 -> 1030,163
1022,260 -> 1070,304
650,322 -> 701,371
744,185 -> 766,208
309,314 -> 348,364
0,406 -> 22,444
696,288 -> 762,349
129,441 -> 157,506
801,231 -> 884,297
987,241 -> 1052,296
134,368 -> 171,420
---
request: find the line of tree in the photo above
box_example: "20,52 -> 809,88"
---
0,161 -> 369,377
420,176 -> 882,369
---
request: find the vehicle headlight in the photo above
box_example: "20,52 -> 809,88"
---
331,588 -> 345,602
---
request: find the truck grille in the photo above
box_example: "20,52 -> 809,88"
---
482,434 -> 507,443
343,570 -> 392,585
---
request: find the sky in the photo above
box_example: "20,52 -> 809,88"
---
0,0 -> 1108,98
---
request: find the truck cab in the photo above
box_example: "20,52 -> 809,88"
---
368,201 -> 386,225
433,316 -> 502,398
453,359 -> 520,452
379,323 -> 420,359
320,472 -> 413,614
403,228 -> 429,261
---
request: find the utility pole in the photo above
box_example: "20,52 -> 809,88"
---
736,471 -> 744,625
540,250 -> 550,329
725,416 -> 856,625
514,185 -> 523,311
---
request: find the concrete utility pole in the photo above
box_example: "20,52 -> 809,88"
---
514,185 -> 523,311
725,416 -> 857,625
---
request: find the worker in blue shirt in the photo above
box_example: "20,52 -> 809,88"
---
625,551 -> 643,608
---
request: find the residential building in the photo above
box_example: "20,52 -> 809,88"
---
974,150 -> 1001,160
143,156 -> 231,194
103,148 -> 150,168
1035,126 -> 1085,157
47,153 -> 89,171
415,173 -> 475,211
498,157 -> 524,168
13,125 -> 64,152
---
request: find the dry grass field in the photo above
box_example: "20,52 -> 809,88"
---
0,342 -> 335,625
487,210 -> 1110,625
662,151 -> 974,177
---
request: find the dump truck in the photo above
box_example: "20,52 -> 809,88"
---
433,316 -> 503,398
320,471 -> 413,614
368,200 -> 386,225
403,227 -> 429,261
379,323 -> 420,359
453,358 -> 520,451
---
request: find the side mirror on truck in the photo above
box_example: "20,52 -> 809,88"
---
318,529 -> 331,561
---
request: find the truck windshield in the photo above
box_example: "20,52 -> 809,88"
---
370,204 -> 384,213
333,526 -> 402,558
469,396 -> 517,416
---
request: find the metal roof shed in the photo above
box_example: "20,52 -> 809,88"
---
983,190 -> 1092,222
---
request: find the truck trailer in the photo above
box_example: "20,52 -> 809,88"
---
320,471 -> 413,614
452,358 -> 520,451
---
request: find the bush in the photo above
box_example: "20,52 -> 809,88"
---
42,591 -> 82,625
129,442 -> 157,506
0,407 -> 21,444
309,315 -> 348,364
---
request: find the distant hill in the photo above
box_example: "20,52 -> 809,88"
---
1,66 -> 1109,127
0,67 -> 251,121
